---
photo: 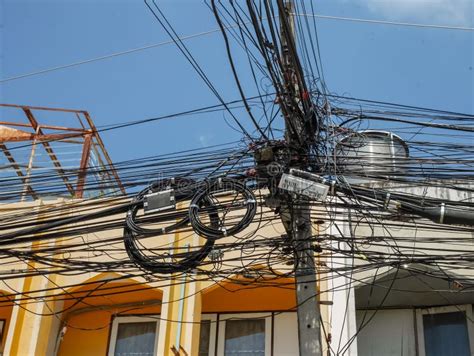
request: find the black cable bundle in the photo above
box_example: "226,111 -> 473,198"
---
124,177 -> 217,274
123,228 -> 215,274
125,177 -> 196,236
189,177 -> 257,239
124,176 -> 257,273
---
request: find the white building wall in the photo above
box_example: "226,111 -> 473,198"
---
328,215 -> 359,356
273,312 -> 299,356
356,309 -> 416,356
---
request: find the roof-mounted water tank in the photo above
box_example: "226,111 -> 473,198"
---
336,130 -> 409,184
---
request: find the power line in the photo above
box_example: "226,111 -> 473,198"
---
0,31 -> 224,84
294,13 -> 474,32
0,16 -> 266,85
2,3 -> 474,351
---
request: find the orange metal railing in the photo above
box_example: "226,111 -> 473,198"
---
0,104 -> 125,201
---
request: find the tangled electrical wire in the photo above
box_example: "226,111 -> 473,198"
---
0,2 -> 473,354
124,176 -> 257,273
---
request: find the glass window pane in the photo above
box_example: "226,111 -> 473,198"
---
224,319 -> 265,355
114,321 -> 156,356
199,320 -> 211,356
423,311 -> 470,356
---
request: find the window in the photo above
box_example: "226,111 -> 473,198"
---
200,314 -> 217,356
199,320 -> 212,356
200,312 -> 298,356
416,305 -> 474,356
224,319 -> 266,355
0,319 -> 4,356
218,315 -> 270,356
217,313 -> 272,356
108,316 -> 160,356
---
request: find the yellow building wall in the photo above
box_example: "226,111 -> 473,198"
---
202,278 -> 296,313
0,198 -> 317,355
58,310 -> 111,356
58,304 -> 162,356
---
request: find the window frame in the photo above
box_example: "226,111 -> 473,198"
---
200,314 -> 218,356
416,304 -> 474,356
107,315 -> 160,356
216,312 -> 272,356
0,319 -> 4,356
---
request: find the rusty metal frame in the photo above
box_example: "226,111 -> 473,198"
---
0,104 -> 125,199
22,108 -> 76,196
75,133 -> 92,199
0,143 -> 38,199
82,112 -> 124,196
20,126 -> 40,202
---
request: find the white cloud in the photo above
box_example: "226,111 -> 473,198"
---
360,0 -> 473,26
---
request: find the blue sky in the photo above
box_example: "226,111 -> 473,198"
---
1,0 -> 473,162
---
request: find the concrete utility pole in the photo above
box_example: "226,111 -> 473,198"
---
278,1 -> 323,355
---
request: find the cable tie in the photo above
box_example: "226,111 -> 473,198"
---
220,227 -> 228,236
439,203 -> 445,224
384,193 -> 391,209
247,199 -> 256,204
357,253 -> 368,261
190,204 -> 199,209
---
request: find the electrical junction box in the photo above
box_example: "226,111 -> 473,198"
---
279,173 -> 329,201
143,189 -> 176,214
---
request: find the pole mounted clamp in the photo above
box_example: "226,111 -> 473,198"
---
439,203 -> 446,224
384,193 -> 391,209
